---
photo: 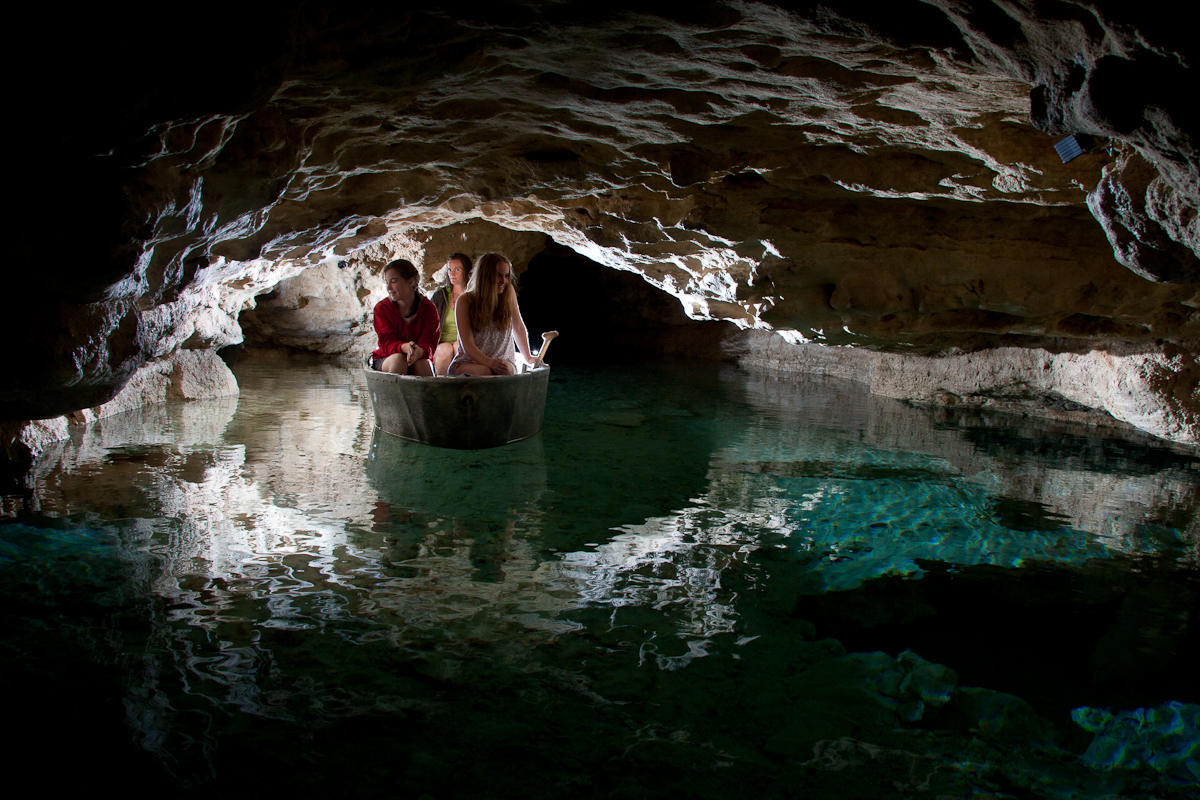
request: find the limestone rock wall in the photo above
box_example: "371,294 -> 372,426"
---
1088,147 -> 1200,283
2,350 -> 238,464
240,261 -> 384,358
740,332 -> 1199,446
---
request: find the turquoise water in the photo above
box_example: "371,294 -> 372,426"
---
2,362 -> 1197,797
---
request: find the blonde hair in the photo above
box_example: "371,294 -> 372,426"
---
466,253 -> 515,332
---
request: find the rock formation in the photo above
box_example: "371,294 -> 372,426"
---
741,333 -> 1200,443
4,1 -> 1198,453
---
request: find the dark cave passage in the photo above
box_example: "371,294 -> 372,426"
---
517,244 -> 742,365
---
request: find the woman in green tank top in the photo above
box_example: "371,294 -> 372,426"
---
431,253 -> 473,376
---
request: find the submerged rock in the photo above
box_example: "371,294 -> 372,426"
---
1072,701 -> 1200,785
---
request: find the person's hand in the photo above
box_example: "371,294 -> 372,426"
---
404,342 -> 422,365
491,358 -> 515,376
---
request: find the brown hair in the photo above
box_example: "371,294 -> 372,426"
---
383,259 -> 423,300
466,253 -> 514,333
446,252 -> 474,284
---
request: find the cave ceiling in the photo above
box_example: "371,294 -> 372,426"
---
5,0 -> 1198,419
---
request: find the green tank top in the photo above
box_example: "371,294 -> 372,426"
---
439,287 -> 458,343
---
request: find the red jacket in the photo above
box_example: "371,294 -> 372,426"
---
372,295 -> 440,361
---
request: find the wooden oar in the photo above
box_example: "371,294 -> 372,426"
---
533,331 -> 559,369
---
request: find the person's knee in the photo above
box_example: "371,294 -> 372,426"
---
381,354 -> 407,373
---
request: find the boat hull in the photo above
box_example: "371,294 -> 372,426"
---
365,366 -> 550,449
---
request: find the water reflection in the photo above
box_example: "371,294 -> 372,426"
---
2,362 -> 1197,797
367,430 -> 548,521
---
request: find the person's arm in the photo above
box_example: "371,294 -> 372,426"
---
373,301 -> 406,357
456,294 -> 508,373
410,298 -> 441,363
430,286 -> 447,322
509,289 -> 534,366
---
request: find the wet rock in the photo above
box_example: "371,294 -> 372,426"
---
81,349 -> 238,420
2,350 -> 238,462
948,687 -> 1055,743
1,418 -> 70,464
839,649 -> 958,722
241,261 -> 380,358
740,332 -> 1199,446
1072,701 -> 1200,780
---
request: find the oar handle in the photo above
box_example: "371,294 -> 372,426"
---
533,331 -> 559,369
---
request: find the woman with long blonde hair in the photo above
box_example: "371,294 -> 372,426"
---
447,253 -> 534,376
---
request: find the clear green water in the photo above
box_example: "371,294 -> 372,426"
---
2,362 -> 1197,797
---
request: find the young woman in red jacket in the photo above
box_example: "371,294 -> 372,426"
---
370,259 -> 439,376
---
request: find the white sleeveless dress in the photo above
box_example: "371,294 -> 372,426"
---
448,320 -> 514,373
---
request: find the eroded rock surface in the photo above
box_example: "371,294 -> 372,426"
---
5,1 -> 1199,444
1,349 -> 238,464
742,332 -> 1199,445
1088,148 -> 1200,283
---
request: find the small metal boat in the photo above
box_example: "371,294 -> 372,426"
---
364,363 -> 551,449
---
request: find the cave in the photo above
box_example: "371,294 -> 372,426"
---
2,2 -> 1198,796
514,245 -> 743,364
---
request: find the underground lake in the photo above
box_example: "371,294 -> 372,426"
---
2,360 -> 1197,798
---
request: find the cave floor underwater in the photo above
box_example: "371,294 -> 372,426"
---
2,361 -> 1197,798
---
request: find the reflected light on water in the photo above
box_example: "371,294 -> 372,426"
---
2,362 -> 1197,797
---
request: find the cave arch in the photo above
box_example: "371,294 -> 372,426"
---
234,240 -> 743,367
517,244 -> 742,365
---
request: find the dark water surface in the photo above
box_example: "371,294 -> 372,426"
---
3,362 -> 1197,798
